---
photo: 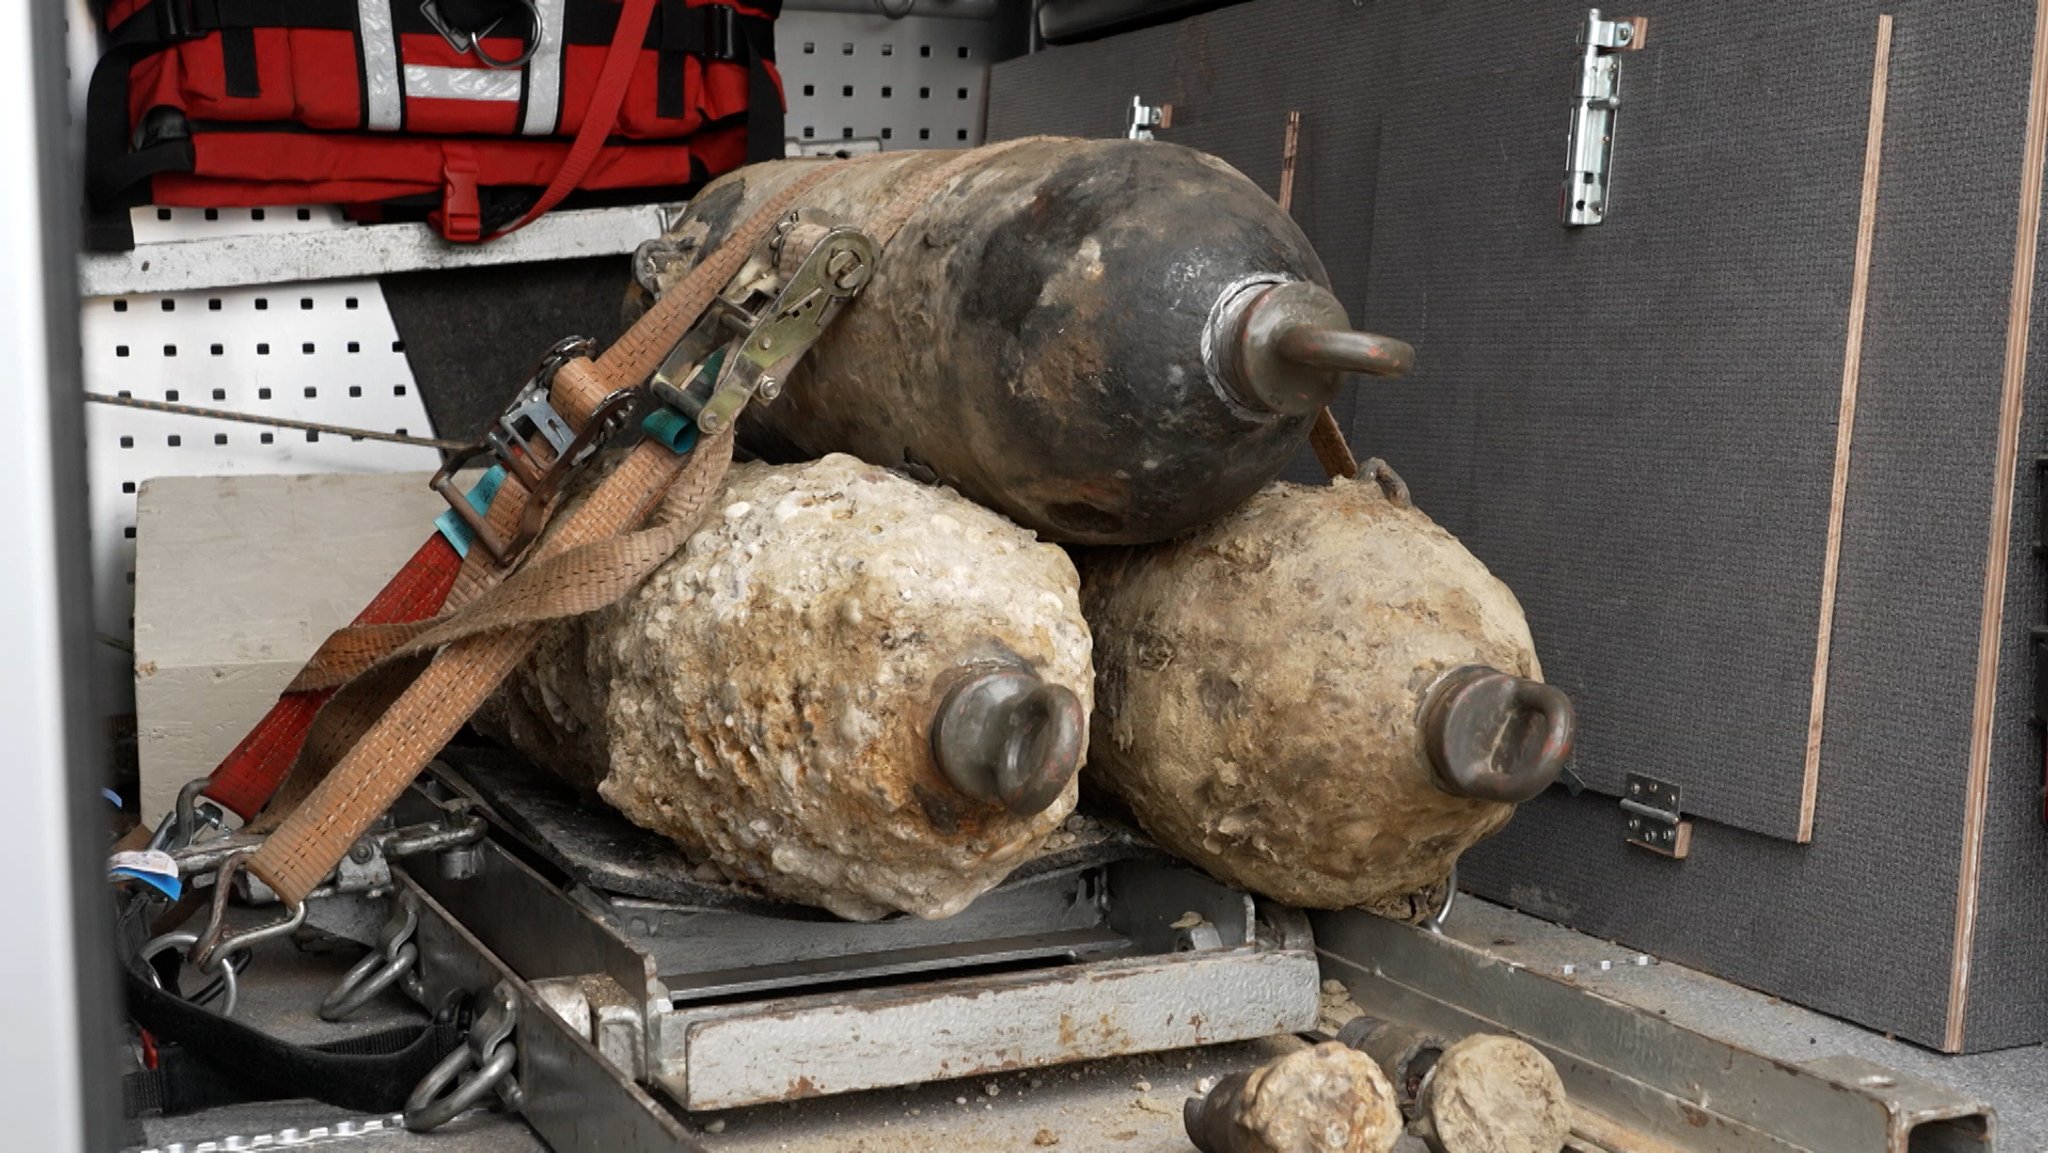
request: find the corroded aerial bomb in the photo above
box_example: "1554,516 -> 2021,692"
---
1184,1041 -> 1405,1153
1407,1035 -> 1572,1153
631,137 -> 1413,545
1080,470 -> 1573,917
482,454 -> 1093,921
1336,1021 -> 1572,1153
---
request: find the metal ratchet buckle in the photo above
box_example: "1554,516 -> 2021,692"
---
431,335 -> 640,567
649,208 -> 879,435
420,0 -> 541,69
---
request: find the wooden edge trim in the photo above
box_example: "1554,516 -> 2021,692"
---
1800,14 -> 1895,843
1277,109 -> 1302,215
1949,0 -> 2048,1053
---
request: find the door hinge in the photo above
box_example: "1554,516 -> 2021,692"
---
1621,773 -> 1690,858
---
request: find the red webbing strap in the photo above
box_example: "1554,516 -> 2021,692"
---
487,0 -> 659,240
200,535 -> 465,820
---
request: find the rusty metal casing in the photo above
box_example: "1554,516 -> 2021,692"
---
636,138 -> 1373,544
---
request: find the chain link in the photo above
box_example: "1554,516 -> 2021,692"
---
319,897 -> 423,1022
404,981 -> 523,1132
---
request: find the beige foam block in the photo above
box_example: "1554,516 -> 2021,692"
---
133,471 -> 458,820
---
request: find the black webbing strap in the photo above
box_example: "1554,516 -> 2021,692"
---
83,32 -> 188,246
738,14 -> 780,163
430,0 -> 530,37
116,898 -> 464,1118
221,25 -> 259,97
124,1013 -> 463,1117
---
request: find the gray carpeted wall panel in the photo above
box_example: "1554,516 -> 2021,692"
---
1353,2 -> 1881,839
1444,0 -> 2039,1052
992,0 -> 2048,1049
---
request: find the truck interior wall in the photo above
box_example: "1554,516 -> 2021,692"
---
990,0 -> 2048,1051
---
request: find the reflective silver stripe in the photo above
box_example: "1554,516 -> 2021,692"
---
520,0 -> 568,135
359,0 -> 403,130
404,64 -> 524,102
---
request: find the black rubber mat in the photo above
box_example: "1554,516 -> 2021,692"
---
380,255 -> 632,441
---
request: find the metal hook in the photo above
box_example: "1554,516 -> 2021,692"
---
188,850 -> 306,974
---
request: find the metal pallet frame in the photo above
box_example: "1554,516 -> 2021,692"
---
1315,913 -> 1994,1153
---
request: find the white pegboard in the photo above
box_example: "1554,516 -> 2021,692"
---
82,204 -> 440,717
780,11 -> 997,150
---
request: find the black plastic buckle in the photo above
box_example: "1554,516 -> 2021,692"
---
705,4 -> 739,61
156,0 -> 204,41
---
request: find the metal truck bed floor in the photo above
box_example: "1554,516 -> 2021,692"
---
132,898 -> 2048,1152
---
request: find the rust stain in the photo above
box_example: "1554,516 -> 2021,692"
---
1679,1103 -> 1709,1128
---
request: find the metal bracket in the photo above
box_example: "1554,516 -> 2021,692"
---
1562,9 -> 1642,226
648,208 -> 877,434
1621,772 -> 1691,858
1126,95 -> 1171,141
429,335 -> 641,567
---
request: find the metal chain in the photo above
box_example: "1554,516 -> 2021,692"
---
319,896 -> 424,1022
404,981 -> 523,1132
84,391 -> 466,451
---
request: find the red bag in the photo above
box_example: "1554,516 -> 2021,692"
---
86,0 -> 783,246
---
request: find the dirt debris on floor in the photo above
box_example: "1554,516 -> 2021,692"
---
1319,977 -> 1367,1036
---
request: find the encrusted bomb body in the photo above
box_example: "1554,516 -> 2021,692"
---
485,454 -> 1093,920
1081,476 -> 1548,917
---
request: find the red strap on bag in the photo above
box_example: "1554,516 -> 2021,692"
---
199,535 -> 466,821
487,0 -> 660,240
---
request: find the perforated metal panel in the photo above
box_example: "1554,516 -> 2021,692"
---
779,11 -> 998,151
81,206 -> 439,715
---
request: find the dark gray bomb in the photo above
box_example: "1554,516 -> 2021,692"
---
632,138 -> 1410,544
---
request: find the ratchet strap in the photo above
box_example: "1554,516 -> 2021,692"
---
198,538 -> 466,822
239,140 -> 1055,907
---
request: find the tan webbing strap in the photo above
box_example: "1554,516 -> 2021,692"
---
247,141 -> 1055,905
278,471 -> 535,692
279,139 -> 1059,694
245,171 -> 841,901
249,431 -> 732,897
283,468 -> 723,693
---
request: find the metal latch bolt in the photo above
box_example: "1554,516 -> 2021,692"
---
1621,772 -> 1690,858
1562,9 -> 1643,226
1126,95 -> 1171,141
